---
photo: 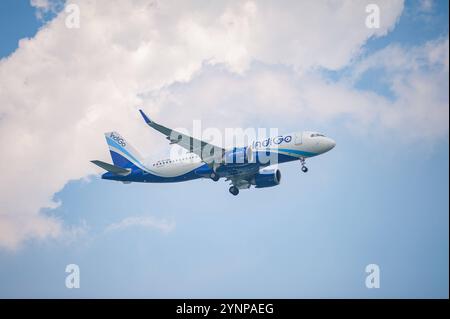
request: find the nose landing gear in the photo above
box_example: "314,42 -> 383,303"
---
210,172 -> 220,182
300,157 -> 308,173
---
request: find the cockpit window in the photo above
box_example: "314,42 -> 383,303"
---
311,133 -> 325,138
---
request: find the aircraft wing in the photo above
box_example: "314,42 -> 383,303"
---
139,109 -> 225,164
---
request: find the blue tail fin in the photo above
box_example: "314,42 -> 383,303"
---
104,132 -> 144,170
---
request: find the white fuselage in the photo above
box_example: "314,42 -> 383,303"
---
140,131 -> 335,178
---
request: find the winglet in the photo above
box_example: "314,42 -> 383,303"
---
139,109 -> 152,124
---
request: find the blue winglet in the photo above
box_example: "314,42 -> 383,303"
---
139,109 -> 152,124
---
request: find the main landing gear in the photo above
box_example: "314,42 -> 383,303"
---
229,186 -> 239,196
210,172 -> 220,182
300,157 -> 308,173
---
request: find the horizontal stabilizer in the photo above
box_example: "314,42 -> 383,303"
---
91,160 -> 131,176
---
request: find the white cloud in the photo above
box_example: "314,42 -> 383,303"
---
30,0 -> 64,20
62,219 -> 89,243
348,37 -> 449,140
0,0 -> 428,250
418,0 -> 434,13
105,216 -> 175,234
0,213 -> 61,250
30,0 -> 51,9
352,37 -> 449,76
146,36 -> 449,142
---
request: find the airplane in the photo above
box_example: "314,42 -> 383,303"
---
91,109 -> 336,195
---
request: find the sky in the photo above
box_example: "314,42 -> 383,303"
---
0,0 -> 448,298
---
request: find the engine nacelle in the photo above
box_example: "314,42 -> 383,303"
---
252,168 -> 281,188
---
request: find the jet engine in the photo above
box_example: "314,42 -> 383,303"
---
252,168 -> 281,188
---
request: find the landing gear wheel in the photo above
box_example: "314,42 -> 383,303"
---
300,157 -> 308,173
210,172 -> 220,182
229,186 -> 239,196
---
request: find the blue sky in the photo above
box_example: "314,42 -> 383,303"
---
0,0 -> 448,298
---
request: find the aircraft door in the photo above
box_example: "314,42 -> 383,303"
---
295,132 -> 303,145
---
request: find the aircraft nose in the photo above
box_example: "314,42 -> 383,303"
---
329,138 -> 336,149
323,137 -> 336,152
